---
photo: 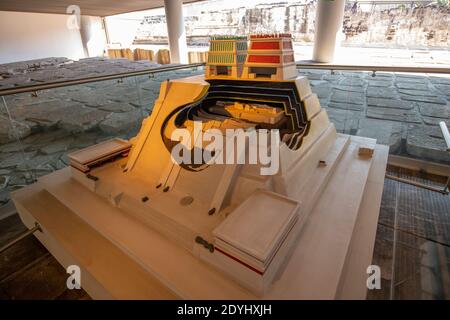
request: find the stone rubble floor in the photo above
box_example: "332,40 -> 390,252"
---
0,56 -> 169,89
299,68 -> 450,165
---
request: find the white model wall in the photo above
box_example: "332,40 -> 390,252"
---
0,11 -> 86,64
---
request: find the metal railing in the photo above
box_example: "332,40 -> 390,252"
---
2,61 -> 450,96
296,61 -> 450,75
385,124 -> 450,195
0,222 -> 41,254
0,63 -> 205,96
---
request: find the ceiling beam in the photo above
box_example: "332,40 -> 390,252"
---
0,0 -> 203,17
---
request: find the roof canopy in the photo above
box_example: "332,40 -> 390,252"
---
0,0 -> 204,17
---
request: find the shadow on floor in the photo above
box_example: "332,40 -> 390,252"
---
0,214 -> 90,300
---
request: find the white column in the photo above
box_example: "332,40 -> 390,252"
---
312,0 -> 346,63
79,16 -> 107,58
164,0 -> 188,64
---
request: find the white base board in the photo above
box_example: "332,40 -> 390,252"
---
11,134 -> 388,299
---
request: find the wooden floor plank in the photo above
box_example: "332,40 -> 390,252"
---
0,214 -> 48,283
15,187 -> 178,299
368,167 -> 450,300
0,214 -> 28,246
1,253 -> 70,300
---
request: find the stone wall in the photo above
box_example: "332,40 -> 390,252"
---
343,2 -> 450,48
133,1 -> 450,49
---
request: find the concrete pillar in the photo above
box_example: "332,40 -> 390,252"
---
79,16 -> 107,58
312,0 -> 346,63
164,0 -> 188,64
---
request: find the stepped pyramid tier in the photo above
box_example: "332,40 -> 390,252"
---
242,33 -> 297,80
205,35 -> 248,79
11,34 -> 388,299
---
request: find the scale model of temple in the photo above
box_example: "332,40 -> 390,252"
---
205,35 -> 247,78
12,34 -> 389,299
242,33 -> 297,80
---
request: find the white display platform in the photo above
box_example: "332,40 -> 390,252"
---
12,134 -> 388,299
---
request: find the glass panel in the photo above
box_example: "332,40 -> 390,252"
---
300,67 -> 450,166
0,65 -> 204,207
1,63 -> 448,211
341,3 -> 450,63
0,93 -> 37,210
